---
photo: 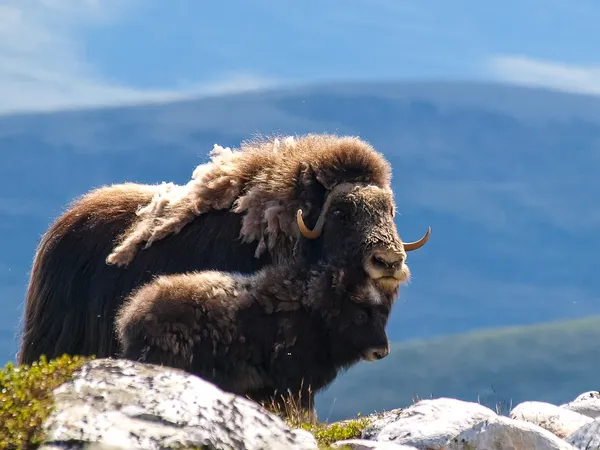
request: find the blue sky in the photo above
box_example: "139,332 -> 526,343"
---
1,0 -> 600,115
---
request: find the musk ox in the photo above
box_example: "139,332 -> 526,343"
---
115,252 -> 407,417
18,133 -> 430,365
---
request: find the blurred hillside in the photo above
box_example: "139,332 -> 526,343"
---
318,314 -> 600,422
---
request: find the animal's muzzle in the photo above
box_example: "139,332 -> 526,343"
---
364,248 -> 406,282
363,343 -> 390,362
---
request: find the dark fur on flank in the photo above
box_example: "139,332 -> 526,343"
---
18,133 -> 430,365
115,256 -> 404,417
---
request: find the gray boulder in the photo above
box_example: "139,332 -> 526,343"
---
509,400 -> 593,438
446,415 -> 577,450
561,391 -> 600,419
360,397 -> 497,448
565,418 -> 600,450
39,358 -> 318,450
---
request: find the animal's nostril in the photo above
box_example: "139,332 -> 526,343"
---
364,346 -> 390,361
371,347 -> 389,360
370,251 -> 402,269
372,255 -> 388,268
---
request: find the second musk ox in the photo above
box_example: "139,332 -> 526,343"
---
115,250 -> 408,417
18,133 -> 430,365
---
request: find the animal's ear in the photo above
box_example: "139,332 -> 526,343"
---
298,162 -> 329,193
297,162 -> 328,220
312,167 -> 337,190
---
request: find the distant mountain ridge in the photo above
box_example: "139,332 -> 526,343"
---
1,81 -> 598,394
6,80 -> 600,123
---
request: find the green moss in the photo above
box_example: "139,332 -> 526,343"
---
258,387 -> 372,449
299,414 -> 370,448
0,354 -> 93,450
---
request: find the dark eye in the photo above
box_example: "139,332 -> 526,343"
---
354,311 -> 368,325
376,304 -> 391,317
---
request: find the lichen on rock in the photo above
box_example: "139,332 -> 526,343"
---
39,358 -> 318,450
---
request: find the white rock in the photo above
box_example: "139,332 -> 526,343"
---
294,429 -> 322,449
41,358 -> 318,450
331,439 -> 418,449
362,397 -> 497,448
360,409 -> 405,440
509,400 -> 593,438
445,415 -> 578,450
564,418 -> 600,450
39,444 -> 137,450
561,391 -> 600,419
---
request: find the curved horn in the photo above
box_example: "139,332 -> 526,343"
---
296,209 -> 325,239
403,226 -> 431,252
296,182 -> 355,240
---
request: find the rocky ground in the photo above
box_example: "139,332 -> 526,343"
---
35,358 -> 600,450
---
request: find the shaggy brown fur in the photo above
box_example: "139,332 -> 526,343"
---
115,256 -> 405,417
18,133 -> 430,365
105,134 -> 393,265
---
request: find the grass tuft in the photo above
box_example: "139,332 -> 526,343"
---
0,354 -> 92,450
260,387 -> 371,449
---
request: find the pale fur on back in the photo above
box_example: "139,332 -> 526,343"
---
105,133 -> 392,267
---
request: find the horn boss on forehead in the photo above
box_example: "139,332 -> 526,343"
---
297,183 -> 430,249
